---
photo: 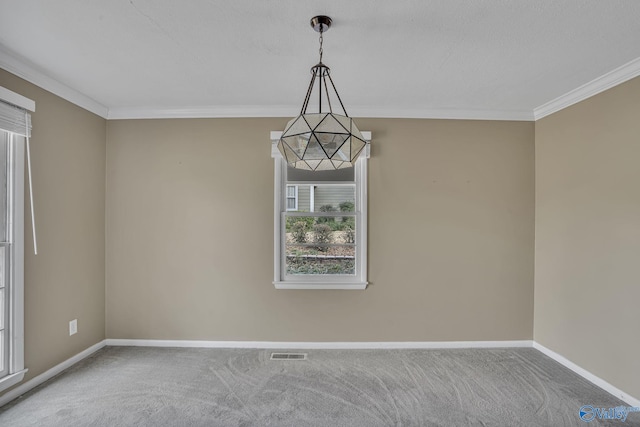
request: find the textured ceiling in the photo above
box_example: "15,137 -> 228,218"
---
1,0 -> 640,119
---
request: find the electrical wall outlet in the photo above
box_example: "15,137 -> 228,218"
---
69,319 -> 78,336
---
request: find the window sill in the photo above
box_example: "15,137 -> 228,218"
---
273,281 -> 368,290
0,369 -> 28,393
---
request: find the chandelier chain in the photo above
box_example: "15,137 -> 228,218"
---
319,29 -> 323,63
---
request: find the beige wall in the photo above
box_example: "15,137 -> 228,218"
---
0,70 -> 106,395
106,118 -> 535,341
4,60 -> 638,402
535,76 -> 640,398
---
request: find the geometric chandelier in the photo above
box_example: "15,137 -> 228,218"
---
278,16 -> 368,171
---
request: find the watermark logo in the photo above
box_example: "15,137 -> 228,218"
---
579,405 -> 640,422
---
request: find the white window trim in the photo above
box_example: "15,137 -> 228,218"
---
285,185 -> 298,211
0,87 -> 35,113
271,131 -> 370,290
0,132 -> 27,392
0,86 -> 29,392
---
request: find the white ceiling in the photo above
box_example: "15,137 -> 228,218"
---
1,0 -> 640,120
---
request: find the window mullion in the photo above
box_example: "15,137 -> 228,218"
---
285,211 -> 354,217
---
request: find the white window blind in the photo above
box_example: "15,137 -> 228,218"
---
0,94 -> 37,254
0,101 -> 31,137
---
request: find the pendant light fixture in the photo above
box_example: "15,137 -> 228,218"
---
277,16 -> 368,171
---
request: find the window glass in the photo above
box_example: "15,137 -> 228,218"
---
287,165 -> 354,182
285,214 -> 356,275
0,136 -> 7,242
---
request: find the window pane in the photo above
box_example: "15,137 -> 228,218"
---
0,330 -> 4,372
287,165 -> 354,182
286,249 -> 355,275
285,184 -> 355,213
285,215 -> 356,275
0,288 -> 4,329
0,135 -> 7,242
0,234 -> 5,341
0,246 -> 4,289
312,185 -> 354,213
286,198 -> 296,210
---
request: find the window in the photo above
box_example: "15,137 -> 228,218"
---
271,131 -> 370,290
285,185 -> 298,211
0,88 -> 30,392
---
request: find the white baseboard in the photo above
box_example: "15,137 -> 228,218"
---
105,339 -> 533,350
532,342 -> 640,407
0,340 -> 106,408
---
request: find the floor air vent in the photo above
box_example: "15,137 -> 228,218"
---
270,352 -> 308,360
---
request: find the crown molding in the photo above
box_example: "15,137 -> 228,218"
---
348,107 -> 534,121
534,56 -> 640,120
106,105 -> 298,120
108,105 -> 534,121
0,47 -> 108,118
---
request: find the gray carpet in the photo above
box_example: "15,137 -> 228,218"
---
0,347 -> 637,426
